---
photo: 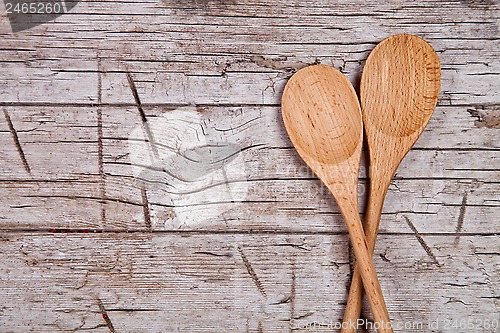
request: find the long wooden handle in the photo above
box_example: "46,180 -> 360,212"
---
338,196 -> 393,333
342,182 -> 388,333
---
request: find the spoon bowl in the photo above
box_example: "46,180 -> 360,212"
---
363,34 -> 441,140
282,65 -> 362,165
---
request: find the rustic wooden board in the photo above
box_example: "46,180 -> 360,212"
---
0,233 -> 498,332
1,106 -> 498,233
0,0 -> 499,332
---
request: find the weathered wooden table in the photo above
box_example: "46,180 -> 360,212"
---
1,1 -> 498,332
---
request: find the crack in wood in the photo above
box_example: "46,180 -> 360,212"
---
274,295 -> 291,305
69,319 -> 86,332
379,251 -> 391,263
445,297 -> 468,305
73,271 -> 89,290
474,251 -> 500,255
403,215 -> 441,266
97,51 -> 106,226
469,240 -> 499,307
23,194 -> 145,207
126,72 -> 159,159
3,109 -> 31,174
237,246 -> 266,297
193,251 -> 232,257
2,226 -> 499,236
454,191 -> 468,246
97,299 -> 116,333
141,187 -> 152,231
85,323 -> 108,331
273,243 -> 311,251
0,101 -> 282,108
291,311 -> 314,320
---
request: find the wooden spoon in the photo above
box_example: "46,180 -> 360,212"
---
282,64 -> 393,332
342,34 -> 441,332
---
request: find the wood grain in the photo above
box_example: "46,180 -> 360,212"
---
0,0 -> 499,332
0,233 -> 497,332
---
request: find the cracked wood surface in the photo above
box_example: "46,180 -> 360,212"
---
0,233 -> 498,332
0,0 -> 499,332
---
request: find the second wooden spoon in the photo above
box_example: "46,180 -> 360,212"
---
342,34 -> 441,332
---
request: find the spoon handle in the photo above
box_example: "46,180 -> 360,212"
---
341,179 -> 389,333
336,194 -> 393,333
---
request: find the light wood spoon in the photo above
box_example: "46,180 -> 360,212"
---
342,34 -> 441,332
282,64 -> 393,332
